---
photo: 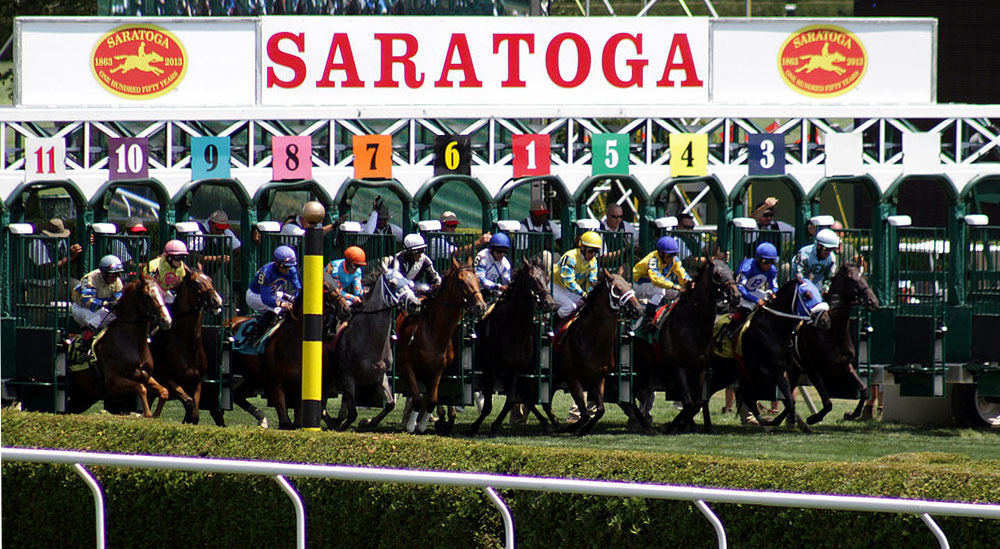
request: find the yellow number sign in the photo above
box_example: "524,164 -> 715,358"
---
669,133 -> 708,177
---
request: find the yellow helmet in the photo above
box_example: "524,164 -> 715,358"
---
579,231 -> 603,250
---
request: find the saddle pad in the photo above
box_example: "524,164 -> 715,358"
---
231,317 -> 283,356
552,315 -> 578,351
68,328 -> 107,373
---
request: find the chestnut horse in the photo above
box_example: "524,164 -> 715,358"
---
791,264 -> 879,424
149,269 -> 223,423
540,268 -> 642,436
396,257 -> 486,434
223,282 -> 351,429
468,257 -> 557,436
67,276 -> 173,416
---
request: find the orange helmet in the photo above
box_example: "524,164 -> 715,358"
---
344,246 -> 367,266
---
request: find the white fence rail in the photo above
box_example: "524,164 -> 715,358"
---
3,447 -> 999,549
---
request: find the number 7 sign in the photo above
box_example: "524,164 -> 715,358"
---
353,135 -> 393,179
25,137 -> 67,182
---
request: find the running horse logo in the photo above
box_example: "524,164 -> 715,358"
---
795,42 -> 846,75
110,42 -> 164,76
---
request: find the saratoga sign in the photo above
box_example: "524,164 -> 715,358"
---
14,16 -> 936,109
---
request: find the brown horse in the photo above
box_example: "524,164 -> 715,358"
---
791,264 -> 879,424
149,269 -> 223,423
541,268 -> 642,436
396,257 -> 486,434
67,276 -> 173,416
225,282 -> 352,429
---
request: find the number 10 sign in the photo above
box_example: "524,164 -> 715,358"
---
109,137 -> 150,181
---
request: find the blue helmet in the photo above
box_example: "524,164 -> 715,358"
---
755,242 -> 779,261
490,232 -> 511,249
656,236 -> 679,255
99,254 -> 124,274
273,245 -> 297,267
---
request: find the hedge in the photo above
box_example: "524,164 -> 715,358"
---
3,410 -> 999,548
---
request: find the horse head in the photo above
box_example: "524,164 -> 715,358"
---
601,267 -> 642,321
834,263 -> 879,311
520,257 -> 556,313
323,281 -> 353,322
795,279 -> 832,330
138,276 -> 173,330
450,256 -> 487,319
702,258 -> 739,310
184,269 -> 223,315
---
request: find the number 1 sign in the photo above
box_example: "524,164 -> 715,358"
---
24,137 -> 66,183
512,134 -> 550,177
109,137 -> 150,181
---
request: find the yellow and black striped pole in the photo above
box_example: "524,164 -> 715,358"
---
300,201 -> 325,430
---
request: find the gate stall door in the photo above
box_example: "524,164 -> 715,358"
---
90,222 -> 150,280
962,221 -> 1000,425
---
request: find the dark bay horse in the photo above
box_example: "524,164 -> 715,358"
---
396,257 -> 486,434
540,268 -> 642,436
67,276 -> 173,417
225,282 -> 351,429
149,269 -> 223,424
632,258 -> 740,434
791,264 -> 879,424
721,279 -> 832,431
468,257 -> 557,436
322,267 -> 421,431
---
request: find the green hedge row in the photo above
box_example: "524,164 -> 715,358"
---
3,411 -> 999,548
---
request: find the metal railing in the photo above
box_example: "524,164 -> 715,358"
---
4,447 -> 999,549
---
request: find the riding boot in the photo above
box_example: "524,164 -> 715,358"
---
249,311 -> 276,345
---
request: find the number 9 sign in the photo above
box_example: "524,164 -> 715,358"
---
272,135 -> 313,181
192,136 -> 231,181
433,135 -> 471,176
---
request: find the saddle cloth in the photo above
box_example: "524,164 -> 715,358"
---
232,317 -> 284,355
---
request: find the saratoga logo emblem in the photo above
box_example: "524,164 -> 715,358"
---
91,24 -> 187,100
777,25 -> 866,98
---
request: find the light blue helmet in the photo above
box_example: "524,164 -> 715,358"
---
490,232 -> 511,249
755,242 -> 779,261
273,245 -> 297,267
656,236 -> 679,255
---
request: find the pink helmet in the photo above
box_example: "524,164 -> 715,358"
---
164,239 -> 189,256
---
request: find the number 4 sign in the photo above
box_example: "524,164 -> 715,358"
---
669,134 -> 708,177
25,137 -> 66,182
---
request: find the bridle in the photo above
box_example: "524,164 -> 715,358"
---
429,267 -> 483,311
760,283 -> 829,324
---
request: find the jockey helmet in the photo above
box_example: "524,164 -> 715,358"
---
404,233 -> 426,252
164,239 -> 189,257
656,236 -> 679,255
816,229 -> 840,249
99,255 -> 124,274
755,242 -> 779,261
273,245 -> 298,267
344,246 -> 367,266
490,232 -> 511,249
579,231 -> 603,250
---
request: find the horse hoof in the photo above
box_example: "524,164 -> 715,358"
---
258,417 -> 269,429
357,419 -> 371,431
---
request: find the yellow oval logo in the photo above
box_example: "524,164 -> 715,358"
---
777,25 -> 867,98
92,24 -> 187,100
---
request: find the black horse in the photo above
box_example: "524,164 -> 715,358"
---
631,258 -> 740,434
712,278 -> 832,432
322,265 -> 421,431
791,264 -> 880,424
468,258 -> 557,436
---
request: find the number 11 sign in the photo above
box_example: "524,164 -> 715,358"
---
24,137 -> 66,182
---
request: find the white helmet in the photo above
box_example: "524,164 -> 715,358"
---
816,229 -> 840,249
403,233 -> 426,251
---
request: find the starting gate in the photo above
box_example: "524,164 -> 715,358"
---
965,223 -> 1000,408
90,223 -> 151,280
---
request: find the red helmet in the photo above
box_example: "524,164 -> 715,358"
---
344,246 -> 367,266
164,239 -> 189,256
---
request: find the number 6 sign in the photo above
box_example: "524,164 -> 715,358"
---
272,135 -> 313,181
109,137 -> 149,181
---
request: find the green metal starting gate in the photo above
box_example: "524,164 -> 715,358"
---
966,224 -> 1000,398
91,224 -> 151,280
730,226 -> 796,286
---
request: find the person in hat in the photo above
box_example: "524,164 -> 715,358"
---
388,233 -> 441,296
551,230 -> 602,321
281,201 -> 337,237
109,217 -> 150,274
362,196 -> 403,242
794,228 -> 840,294
426,210 -> 492,261
142,239 -> 192,303
245,245 -> 302,345
325,245 -> 367,305
71,255 -> 125,337
28,218 -> 83,272
519,198 -> 561,242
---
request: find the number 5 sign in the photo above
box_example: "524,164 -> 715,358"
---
272,135 -> 313,181
591,134 -> 630,175
25,137 -> 66,182
109,137 -> 149,181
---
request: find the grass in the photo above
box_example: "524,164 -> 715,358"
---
57,387 -> 1000,465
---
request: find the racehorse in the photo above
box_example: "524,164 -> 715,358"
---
540,268 -> 642,436
719,278 -> 832,431
222,282 -> 351,429
791,264 -> 879,424
322,266 -> 421,431
468,257 -> 557,436
148,269 -> 223,424
631,258 -> 740,434
395,257 -> 486,434
67,276 -> 173,417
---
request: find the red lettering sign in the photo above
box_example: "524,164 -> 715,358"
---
656,33 -> 703,87
374,33 -> 424,88
435,34 -> 483,88
602,33 -> 647,88
316,33 -> 363,88
545,33 -> 590,88
266,32 -> 306,89
493,34 -> 534,88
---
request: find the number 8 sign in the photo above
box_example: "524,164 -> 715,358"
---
272,135 -> 313,181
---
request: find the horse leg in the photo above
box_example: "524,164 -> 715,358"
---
338,385 -> 358,432
108,375 -> 153,417
210,409 -> 227,427
189,381 -> 203,425
359,374 -> 395,431
265,383 -> 294,430
842,366 -> 871,421
563,380 -> 589,434
803,373 -> 834,425
233,382 -> 268,428
468,379 -> 493,436
526,405 -> 555,433
398,366 -> 424,433
168,384 -> 198,424
577,380 -> 605,436
664,369 -> 695,434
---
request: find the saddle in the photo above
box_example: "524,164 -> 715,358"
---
232,317 -> 284,355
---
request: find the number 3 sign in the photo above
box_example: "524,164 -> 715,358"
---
272,136 -> 313,181
748,134 -> 786,176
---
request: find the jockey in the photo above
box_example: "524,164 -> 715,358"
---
388,233 -> 441,295
794,228 -> 839,294
245,245 -> 302,344
326,245 -> 366,306
719,242 -> 779,342
71,255 -> 124,338
474,232 -> 512,300
551,231 -> 602,320
141,239 -> 191,303
633,236 -> 691,307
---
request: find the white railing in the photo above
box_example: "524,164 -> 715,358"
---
3,447 -> 999,549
